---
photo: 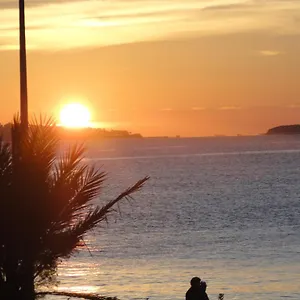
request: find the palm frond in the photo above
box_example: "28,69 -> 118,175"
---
52,143 -> 85,184
11,117 -> 58,176
40,177 -> 149,266
53,167 -> 107,230
51,168 -> 106,232
69,167 -> 107,212
71,177 -> 149,238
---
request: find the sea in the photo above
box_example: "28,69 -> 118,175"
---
46,136 -> 300,300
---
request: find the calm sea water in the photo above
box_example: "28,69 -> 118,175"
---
47,136 -> 300,300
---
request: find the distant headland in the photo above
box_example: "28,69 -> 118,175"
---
266,124 -> 300,135
0,123 -> 142,141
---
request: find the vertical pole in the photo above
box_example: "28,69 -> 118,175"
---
19,0 -> 28,129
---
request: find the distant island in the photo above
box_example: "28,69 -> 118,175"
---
0,123 -> 142,141
266,124 -> 300,135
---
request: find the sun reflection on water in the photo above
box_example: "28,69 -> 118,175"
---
51,256 -> 300,300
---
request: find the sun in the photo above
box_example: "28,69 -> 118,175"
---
59,103 -> 91,128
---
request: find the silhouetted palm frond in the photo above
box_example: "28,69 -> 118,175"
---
72,177 -> 149,237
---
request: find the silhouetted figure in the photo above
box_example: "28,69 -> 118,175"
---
200,281 -> 209,300
186,277 -> 209,300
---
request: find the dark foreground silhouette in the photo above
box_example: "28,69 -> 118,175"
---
186,277 -> 209,300
0,118 -> 148,299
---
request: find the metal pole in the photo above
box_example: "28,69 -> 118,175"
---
19,0 -> 28,129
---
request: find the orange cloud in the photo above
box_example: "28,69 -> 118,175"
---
218,106 -> 242,110
259,50 -> 283,56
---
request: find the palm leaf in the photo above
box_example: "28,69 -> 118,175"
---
71,177 -> 149,237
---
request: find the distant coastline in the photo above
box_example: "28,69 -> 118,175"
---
0,123 -> 142,141
266,125 -> 300,135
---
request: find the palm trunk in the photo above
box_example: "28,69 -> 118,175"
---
21,275 -> 35,300
3,270 -> 20,299
18,260 -> 36,300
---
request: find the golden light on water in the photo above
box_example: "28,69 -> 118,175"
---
59,103 -> 91,128
55,258 -> 300,299
58,285 -> 99,293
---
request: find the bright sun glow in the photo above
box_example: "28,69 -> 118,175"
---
59,103 -> 91,128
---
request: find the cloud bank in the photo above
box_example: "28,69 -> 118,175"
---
1,0 -> 300,50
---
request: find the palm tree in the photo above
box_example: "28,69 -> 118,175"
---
0,118 -> 148,299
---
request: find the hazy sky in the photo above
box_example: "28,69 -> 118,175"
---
1,0 -> 300,136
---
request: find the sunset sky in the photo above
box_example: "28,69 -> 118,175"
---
1,0 -> 300,136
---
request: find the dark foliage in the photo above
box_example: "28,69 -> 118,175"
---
0,118 -> 148,299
